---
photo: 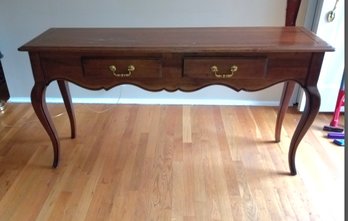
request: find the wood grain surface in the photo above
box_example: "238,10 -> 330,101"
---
19,27 -> 333,53
0,104 -> 343,221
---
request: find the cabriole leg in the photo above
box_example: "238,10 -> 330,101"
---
275,81 -> 296,142
57,80 -> 76,139
31,83 -> 60,168
288,86 -> 320,175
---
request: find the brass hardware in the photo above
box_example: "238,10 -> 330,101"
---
109,65 -> 135,77
109,65 -> 117,73
211,65 -> 238,78
327,0 -> 339,22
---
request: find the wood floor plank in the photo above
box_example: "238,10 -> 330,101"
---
0,104 -> 344,221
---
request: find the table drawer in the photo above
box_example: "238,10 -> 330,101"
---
183,57 -> 268,79
82,58 -> 162,79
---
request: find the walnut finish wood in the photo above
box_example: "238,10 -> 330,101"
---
31,83 -> 59,168
286,0 -> 302,26
276,0 -> 302,142
288,52 -> 324,175
57,80 -> 76,139
289,85 -> 320,174
29,53 -> 60,168
19,27 -> 331,53
275,81 -> 296,142
19,27 -> 333,174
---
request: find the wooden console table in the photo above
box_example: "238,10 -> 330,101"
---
19,27 -> 333,175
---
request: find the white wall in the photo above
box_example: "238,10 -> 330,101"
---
298,0 -> 345,112
0,0 -> 307,105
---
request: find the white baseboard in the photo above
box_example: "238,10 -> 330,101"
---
9,97 -> 280,106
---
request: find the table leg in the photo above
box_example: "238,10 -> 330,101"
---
57,80 -> 76,138
275,81 -> 296,142
288,86 -> 320,175
31,83 -> 60,168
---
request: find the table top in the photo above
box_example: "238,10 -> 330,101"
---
19,27 -> 334,53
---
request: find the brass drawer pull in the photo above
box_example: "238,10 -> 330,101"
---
109,65 -> 135,77
211,65 -> 238,78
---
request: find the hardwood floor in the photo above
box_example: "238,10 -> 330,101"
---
0,103 -> 344,221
